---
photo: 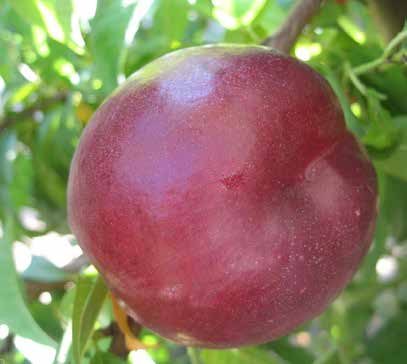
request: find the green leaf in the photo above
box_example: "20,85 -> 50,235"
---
154,0 -> 190,43
0,131 -> 33,213
89,0 -> 136,95
212,0 -> 268,30
53,320 -> 72,364
200,347 -> 287,364
365,66 -> 407,114
358,205 -> 386,281
252,0 -> 288,36
33,106 -> 80,209
0,215 -> 55,347
374,116 -> 407,181
366,309 -> 407,364
7,0 -> 74,45
362,89 -> 400,150
310,0 -> 344,28
72,274 -> 108,364
317,65 -> 363,137
312,347 -> 340,364
8,83 -> 38,105
90,351 -> 128,364
22,255 -> 71,283
263,337 -> 314,364
376,173 -> 407,241
0,133 -> 16,210
6,0 -> 44,29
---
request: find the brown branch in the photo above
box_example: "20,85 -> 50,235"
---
25,280 -> 68,300
0,92 -> 68,134
96,320 -> 142,359
262,0 -> 324,54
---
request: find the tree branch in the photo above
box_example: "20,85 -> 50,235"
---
262,0 -> 324,54
25,280 -> 67,300
96,320 -> 142,359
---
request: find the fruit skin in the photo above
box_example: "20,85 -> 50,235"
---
68,45 -> 378,348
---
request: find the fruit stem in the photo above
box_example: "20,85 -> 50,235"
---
110,293 -> 157,351
345,63 -> 387,100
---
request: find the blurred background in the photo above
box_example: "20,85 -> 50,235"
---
0,0 -> 407,363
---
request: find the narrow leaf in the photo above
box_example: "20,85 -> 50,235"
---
89,0 -> 136,95
72,274 -> 108,364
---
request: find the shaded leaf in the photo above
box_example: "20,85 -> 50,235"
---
366,309 -> 407,364
362,89 -> 400,150
374,117 -> 407,181
200,347 -> 287,364
90,351 -> 127,364
376,173 -> 407,241
317,65 -> 363,137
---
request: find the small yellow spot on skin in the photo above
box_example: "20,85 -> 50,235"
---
110,293 -> 158,351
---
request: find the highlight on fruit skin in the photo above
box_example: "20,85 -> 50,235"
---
68,44 -> 378,348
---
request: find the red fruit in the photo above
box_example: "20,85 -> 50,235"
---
68,45 -> 378,348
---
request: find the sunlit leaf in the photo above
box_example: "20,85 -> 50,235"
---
89,0 -> 136,95
154,0 -> 189,45
0,215 -> 56,347
212,0 -> 267,30
72,274 -> 108,364
8,0 -> 74,45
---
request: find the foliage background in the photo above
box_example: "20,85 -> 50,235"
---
0,0 -> 406,363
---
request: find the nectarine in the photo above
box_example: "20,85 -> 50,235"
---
68,45 -> 377,348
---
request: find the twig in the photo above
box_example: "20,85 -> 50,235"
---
345,62 -> 387,100
353,28 -> 407,76
262,0 -> 324,53
98,323 -> 129,359
0,92 -> 68,134
25,280 -> 68,300
96,320 -> 142,359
